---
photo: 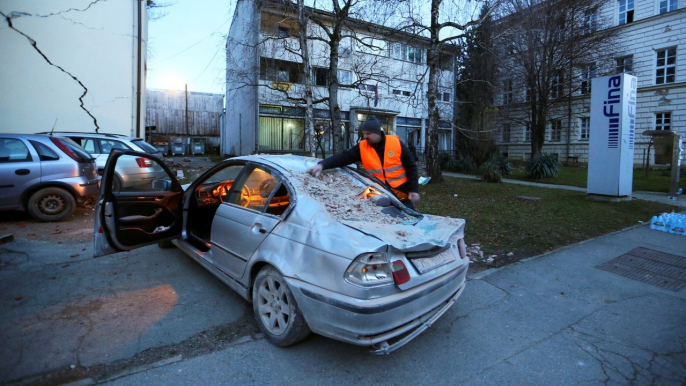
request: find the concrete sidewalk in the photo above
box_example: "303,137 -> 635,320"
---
443,172 -> 686,209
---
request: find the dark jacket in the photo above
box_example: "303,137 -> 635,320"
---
319,133 -> 419,195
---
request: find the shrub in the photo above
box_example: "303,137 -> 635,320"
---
457,155 -> 477,173
479,158 -> 502,182
526,153 -> 562,179
439,152 -> 459,171
489,151 -> 512,176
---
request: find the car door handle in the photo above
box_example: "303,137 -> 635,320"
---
15,169 -> 30,175
251,224 -> 267,234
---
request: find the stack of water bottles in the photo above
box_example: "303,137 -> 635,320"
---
650,212 -> 686,236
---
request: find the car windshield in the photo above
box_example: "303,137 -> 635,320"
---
132,139 -> 161,154
290,168 -> 420,225
59,137 -> 94,162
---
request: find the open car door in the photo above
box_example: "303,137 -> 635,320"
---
93,150 -> 183,257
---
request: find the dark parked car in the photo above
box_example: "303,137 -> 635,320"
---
93,152 -> 468,354
0,134 -> 99,221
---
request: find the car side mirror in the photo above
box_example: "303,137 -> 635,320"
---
152,179 -> 171,191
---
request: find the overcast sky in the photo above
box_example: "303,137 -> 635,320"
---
146,0 -> 235,95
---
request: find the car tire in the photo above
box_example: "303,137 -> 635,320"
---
158,240 -> 176,249
27,187 -> 76,222
252,266 -> 311,347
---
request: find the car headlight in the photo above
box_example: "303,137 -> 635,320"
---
344,252 -> 394,287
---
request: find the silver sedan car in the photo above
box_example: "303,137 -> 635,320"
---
93,152 -> 468,354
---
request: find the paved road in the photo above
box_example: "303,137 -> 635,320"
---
2,223 -> 685,385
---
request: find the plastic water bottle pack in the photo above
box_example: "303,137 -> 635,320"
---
650,212 -> 686,236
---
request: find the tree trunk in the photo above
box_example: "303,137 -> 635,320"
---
425,0 -> 444,183
328,28 -> 344,154
298,0 -> 315,157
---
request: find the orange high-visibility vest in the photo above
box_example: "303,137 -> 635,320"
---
359,135 -> 408,188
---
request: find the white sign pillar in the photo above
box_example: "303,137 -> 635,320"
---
587,74 -> 637,198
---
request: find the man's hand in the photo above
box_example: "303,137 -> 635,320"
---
306,163 -> 323,178
409,192 -> 420,203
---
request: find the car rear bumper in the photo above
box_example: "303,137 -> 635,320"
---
60,176 -> 100,202
286,262 -> 468,350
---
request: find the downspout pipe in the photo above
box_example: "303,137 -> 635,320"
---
136,0 -> 143,138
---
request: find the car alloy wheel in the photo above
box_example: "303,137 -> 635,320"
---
252,266 -> 310,346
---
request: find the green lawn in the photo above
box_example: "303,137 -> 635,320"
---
506,164 -> 685,192
417,176 -> 680,265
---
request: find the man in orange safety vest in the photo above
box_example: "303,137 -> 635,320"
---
306,115 -> 420,210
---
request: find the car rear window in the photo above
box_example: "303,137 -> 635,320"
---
132,139 -> 161,154
58,138 -> 94,163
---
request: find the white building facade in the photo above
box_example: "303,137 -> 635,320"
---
494,0 -> 685,164
0,1 -> 148,137
223,0 -> 456,157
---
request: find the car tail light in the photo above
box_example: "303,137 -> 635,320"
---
391,260 -> 411,284
135,157 -> 153,168
50,137 -> 82,163
345,253 -> 393,287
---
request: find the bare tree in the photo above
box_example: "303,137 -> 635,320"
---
392,0 -> 498,183
496,0 -> 618,157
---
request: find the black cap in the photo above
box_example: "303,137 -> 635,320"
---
361,116 -> 381,135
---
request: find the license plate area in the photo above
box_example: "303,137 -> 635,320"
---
409,248 -> 456,274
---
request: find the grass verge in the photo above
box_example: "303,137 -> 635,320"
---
506,164 -> 685,192
417,176 -> 681,270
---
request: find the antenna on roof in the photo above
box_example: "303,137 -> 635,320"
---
49,118 -> 58,136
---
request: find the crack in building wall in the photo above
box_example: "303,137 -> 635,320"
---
1,10 -> 101,132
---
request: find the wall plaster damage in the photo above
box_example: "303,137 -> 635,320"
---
1,1 -> 110,133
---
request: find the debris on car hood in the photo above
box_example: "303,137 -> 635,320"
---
287,167 -> 465,250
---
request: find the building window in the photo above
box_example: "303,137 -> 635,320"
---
659,0 -> 678,14
503,79 -> 513,105
502,124 -> 511,142
392,89 -> 412,97
525,123 -> 531,142
656,48 -> 676,84
358,84 -> 377,93
442,92 -> 451,102
551,71 -> 564,99
358,36 -> 388,56
580,117 -> 590,140
583,9 -> 598,34
616,56 -> 633,74
655,112 -> 671,130
396,117 -> 422,153
618,0 -> 634,25
580,65 -> 596,95
337,70 -> 352,86
391,43 -> 424,64
313,68 -> 328,86
339,37 -> 352,58
551,119 -> 562,142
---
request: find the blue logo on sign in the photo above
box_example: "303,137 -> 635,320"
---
603,76 -> 621,149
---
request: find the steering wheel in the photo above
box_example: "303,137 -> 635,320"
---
240,185 -> 251,207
